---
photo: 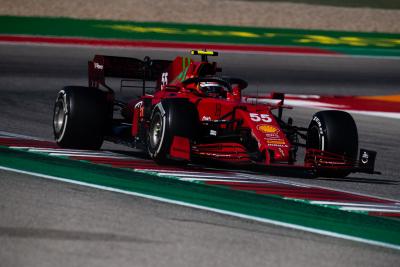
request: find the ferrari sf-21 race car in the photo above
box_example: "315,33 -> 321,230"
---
53,50 -> 378,178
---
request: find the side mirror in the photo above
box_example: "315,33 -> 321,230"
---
271,92 -> 285,104
227,86 -> 242,101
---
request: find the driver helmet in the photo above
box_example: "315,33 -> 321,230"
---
198,81 -> 228,98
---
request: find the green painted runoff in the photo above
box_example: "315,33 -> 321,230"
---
1,146 -> 399,248
0,16 -> 400,57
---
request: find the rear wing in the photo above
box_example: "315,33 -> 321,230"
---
88,55 -> 171,95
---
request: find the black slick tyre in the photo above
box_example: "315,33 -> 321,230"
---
53,86 -> 110,150
147,99 -> 198,163
306,110 -> 358,178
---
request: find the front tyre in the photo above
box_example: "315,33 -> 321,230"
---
306,110 -> 358,178
147,99 -> 198,163
53,86 -> 110,150
147,106 -> 167,161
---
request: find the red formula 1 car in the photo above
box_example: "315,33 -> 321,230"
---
53,50 -> 378,177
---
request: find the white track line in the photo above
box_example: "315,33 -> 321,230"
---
311,201 -> 400,207
46,153 -> 132,159
156,173 -> 238,179
340,207 -> 400,212
27,148 -> 120,155
0,131 -> 43,140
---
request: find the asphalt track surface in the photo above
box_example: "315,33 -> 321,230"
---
1,43 -> 400,266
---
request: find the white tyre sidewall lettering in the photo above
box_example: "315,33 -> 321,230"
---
312,116 -> 325,151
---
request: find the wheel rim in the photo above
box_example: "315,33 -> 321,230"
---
53,100 -> 65,135
149,113 -> 163,148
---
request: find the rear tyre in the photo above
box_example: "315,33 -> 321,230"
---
306,110 -> 358,178
147,99 -> 198,164
53,86 -> 110,150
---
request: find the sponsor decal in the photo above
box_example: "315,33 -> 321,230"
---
134,101 -> 143,109
134,101 -> 144,117
202,116 -> 212,121
267,139 -> 286,145
257,124 -> 279,134
265,134 -> 281,139
94,62 -> 104,70
361,151 -> 369,164
267,143 -> 289,148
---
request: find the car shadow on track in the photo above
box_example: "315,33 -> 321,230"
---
314,176 -> 399,185
106,150 -> 398,185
